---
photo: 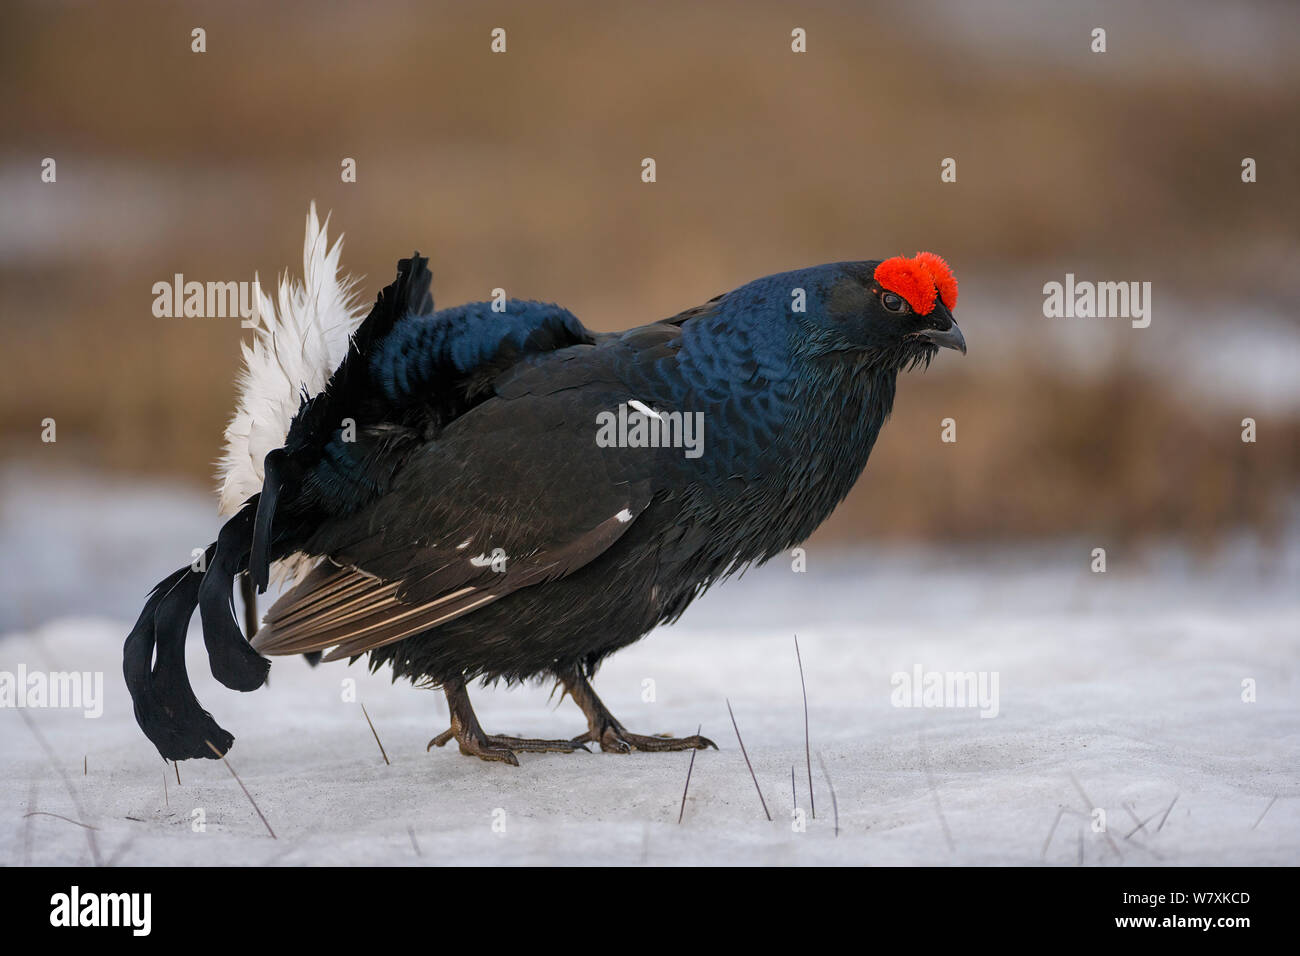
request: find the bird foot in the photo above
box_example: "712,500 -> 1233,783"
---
571,724 -> 718,754
427,727 -> 589,765
430,677 -> 591,765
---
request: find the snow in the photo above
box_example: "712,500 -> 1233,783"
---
2,470 -> 1298,865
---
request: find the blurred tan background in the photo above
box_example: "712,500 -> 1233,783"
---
2,0 -> 1297,547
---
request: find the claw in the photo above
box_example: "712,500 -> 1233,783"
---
427,728 -> 455,751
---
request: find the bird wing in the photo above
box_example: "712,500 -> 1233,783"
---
251,500 -> 646,661
251,372 -> 664,661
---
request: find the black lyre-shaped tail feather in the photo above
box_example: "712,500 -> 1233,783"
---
123,554 -> 234,760
125,501 -> 271,761
199,502 -> 271,691
249,451 -> 285,594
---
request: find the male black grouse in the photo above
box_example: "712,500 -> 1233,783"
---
124,209 -> 965,766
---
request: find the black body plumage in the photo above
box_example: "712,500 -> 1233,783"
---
124,252 -> 964,762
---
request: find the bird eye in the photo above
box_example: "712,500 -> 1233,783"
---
881,292 -> 908,314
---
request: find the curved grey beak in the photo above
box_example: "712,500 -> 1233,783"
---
914,322 -> 966,355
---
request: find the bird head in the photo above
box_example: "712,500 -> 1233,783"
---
766,253 -> 965,367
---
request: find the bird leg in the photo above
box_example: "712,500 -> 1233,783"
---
427,677 -> 588,765
562,668 -> 717,753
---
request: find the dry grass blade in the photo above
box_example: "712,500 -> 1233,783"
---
678,724 -> 702,824
1069,772 -> 1121,860
360,702 -> 390,765
23,811 -> 99,830
794,634 -> 814,819
815,752 -> 839,836
104,834 -> 139,868
1041,807 -> 1066,860
1157,793 -> 1179,832
205,740 -> 276,839
1124,808 -> 1161,840
23,782 -> 37,866
1043,806 -> 1095,859
18,708 -> 100,865
1251,796 -> 1277,830
726,700 -> 771,821
926,774 -> 954,851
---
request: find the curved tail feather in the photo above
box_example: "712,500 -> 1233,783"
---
125,503 -> 270,761
248,450 -> 286,594
123,556 -> 235,760
199,502 -> 272,690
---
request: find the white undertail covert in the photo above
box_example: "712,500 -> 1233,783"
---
217,203 -> 364,516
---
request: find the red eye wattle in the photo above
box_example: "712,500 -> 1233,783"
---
872,252 -> 958,315
915,251 -> 957,311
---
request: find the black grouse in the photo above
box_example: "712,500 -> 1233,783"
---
123,219 -> 965,766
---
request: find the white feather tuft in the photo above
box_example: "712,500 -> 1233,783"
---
216,202 -> 364,517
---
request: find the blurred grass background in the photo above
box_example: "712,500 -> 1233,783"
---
1,0 -> 1297,545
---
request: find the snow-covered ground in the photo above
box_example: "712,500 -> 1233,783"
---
1,468 -> 1297,865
